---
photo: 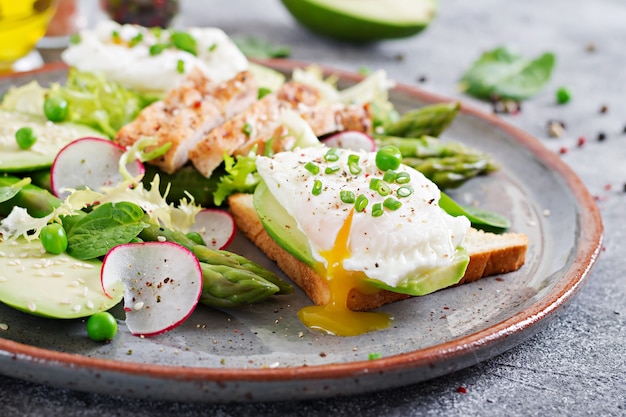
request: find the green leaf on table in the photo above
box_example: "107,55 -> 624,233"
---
439,192 -> 510,233
233,37 -> 291,59
459,46 -> 555,101
66,202 -> 148,260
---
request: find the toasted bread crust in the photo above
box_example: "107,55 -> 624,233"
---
228,193 -> 528,311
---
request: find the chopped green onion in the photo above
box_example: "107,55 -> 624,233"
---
150,27 -> 163,39
371,203 -> 384,217
369,178 -> 381,191
383,197 -> 402,210
312,179 -> 323,195
340,190 -> 355,204
208,43 -> 218,52
395,171 -> 411,184
149,43 -> 168,55
69,33 -> 81,45
382,170 -> 396,183
377,182 -> 391,196
129,32 -> 143,47
111,30 -> 121,42
304,161 -> 319,174
376,145 -> 402,171
355,194 -> 368,212
397,185 -> 414,198
170,31 -> 198,56
324,165 -> 340,174
176,59 -> 185,74
242,122 -> 253,137
368,352 -> 382,360
348,154 -> 362,174
324,147 -> 340,162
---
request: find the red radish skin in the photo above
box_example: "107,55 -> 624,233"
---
101,242 -> 203,337
50,137 -> 144,199
188,209 -> 236,249
322,131 -> 376,152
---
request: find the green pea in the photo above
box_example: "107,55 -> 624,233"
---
15,127 -> 37,149
375,145 -> 402,171
556,86 -> 572,104
40,223 -> 68,254
86,312 -> 118,342
43,96 -> 68,122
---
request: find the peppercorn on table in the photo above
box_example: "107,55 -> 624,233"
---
0,0 -> 624,416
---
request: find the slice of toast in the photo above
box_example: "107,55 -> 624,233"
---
228,193 -> 529,311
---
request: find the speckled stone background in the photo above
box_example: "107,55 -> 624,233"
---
0,0 -> 625,416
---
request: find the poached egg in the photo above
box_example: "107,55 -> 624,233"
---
256,146 -> 470,335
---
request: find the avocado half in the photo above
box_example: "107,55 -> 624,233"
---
280,0 -> 438,42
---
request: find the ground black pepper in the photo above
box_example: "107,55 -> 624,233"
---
597,132 -> 607,142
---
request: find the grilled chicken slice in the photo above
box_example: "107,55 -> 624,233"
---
234,102 -> 373,157
189,81 -> 324,178
114,68 -> 257,174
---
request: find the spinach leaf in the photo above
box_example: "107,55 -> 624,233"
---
459,46 -> 555,101
439,192 -> 510,233
66,202 -> 148,260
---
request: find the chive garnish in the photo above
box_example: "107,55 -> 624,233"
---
383,170 -> 396,183
312,179 -> 323,195
242,122 -> 253,137
369,178 -> 381,191
176,59 -> 185,74
395,171 -> 411,184
377,182 -> 391,196
304,161 -> 319,175
129,32 -> 143,47
149,43 -> 168,56
383,197 -> 402,210
355,194 -> 368,212
348,154 -> 361,174
340,190 -> 355,204
397,185 -> 414,198
324,148 -> 340,162
371,203 -> 384,217
325,165 -> 340,174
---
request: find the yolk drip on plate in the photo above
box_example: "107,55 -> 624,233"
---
297,210 -> 391,336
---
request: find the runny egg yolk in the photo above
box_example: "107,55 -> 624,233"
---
297,210 -> 391,336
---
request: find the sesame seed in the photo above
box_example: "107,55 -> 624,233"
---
133,301 -> 145,310
53,271 -> 64,277
28,302 -> 36,312
157,236 -> 167,242
73,305 -> 81,313
69,280 -> 80,287
86,301 -> 94,309
0,323 -> 8,331
60,299 -> 72,305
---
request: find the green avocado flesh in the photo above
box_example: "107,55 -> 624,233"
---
281,0 -> 437,42
253,181 -> 470,296
0,238 -> 123,319
0,110 -> 107,172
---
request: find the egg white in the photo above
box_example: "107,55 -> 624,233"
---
255,146 -> 470,288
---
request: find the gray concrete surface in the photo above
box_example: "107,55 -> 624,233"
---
1,0 -> 625,415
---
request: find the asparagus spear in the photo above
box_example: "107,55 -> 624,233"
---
138,222 -> 293,302
375,134 -> 498,189
383,101 -> 461,138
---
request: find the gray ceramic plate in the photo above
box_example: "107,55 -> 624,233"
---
0,60 -> 603,403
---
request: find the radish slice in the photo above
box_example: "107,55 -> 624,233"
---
188,209 -> 236,249
50,137 -> 144,199
322,131 -> 376,152
101,242 -> 203,337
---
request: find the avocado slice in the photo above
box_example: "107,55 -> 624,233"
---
0,238 -> 123,319
0,110 -> 107,172
253,181 -> 470,296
